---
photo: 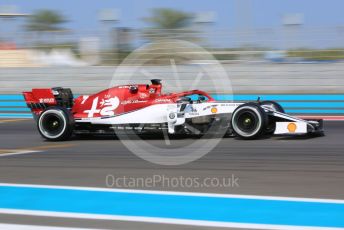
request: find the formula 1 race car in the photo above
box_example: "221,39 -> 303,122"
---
23,79 -> 324,141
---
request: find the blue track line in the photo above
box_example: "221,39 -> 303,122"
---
0,113 -> 32,118
0,102 -> 26,106
0,95 -> 24,100
0,185 -> 343,228
1,94 -> 344,117
0,108 -> 30,112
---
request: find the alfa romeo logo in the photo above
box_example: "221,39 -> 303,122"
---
110,39 -> 233,165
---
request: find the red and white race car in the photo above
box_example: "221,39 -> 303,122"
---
23,79 -> 323,141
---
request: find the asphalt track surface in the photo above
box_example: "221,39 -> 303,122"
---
0,119 -> 344,229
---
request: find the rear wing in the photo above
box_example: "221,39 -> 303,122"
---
23,87 -> 74,117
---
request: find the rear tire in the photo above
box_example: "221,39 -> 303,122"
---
231,103 -> 267,139
37,107 -> 74,141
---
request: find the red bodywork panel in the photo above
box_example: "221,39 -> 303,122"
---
23,89 -> 57,116
23,82 -> 214,118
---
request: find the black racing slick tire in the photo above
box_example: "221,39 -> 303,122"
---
260,101 -> 284,135
231,103 -> 267,139
37,106 -> 74,141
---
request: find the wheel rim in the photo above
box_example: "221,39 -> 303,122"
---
236,111 -> 258,133
39,110 -> 67,139
232,106 -> 262,137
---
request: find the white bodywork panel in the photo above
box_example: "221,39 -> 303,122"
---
76,102 -> 242,127
274,122 -> 307,134
79,104 -> 175,124
74,101 -> 320,135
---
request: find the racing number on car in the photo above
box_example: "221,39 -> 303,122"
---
84,96 -> 120,117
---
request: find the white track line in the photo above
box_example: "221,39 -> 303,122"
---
0,209 -> 340,230
0,150 -> 41,157
0,223 -> 101,230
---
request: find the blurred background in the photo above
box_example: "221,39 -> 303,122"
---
1,0 -> 344,66
1,2 -> 344,229
0,0 -> 344,96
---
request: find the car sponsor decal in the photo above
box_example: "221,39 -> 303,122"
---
81,96 -> 89,104
121,99 -> 148,105
211,107 -> 218,114
139,92 -> 148,99
203,104 -> 218,111
38,98 -> 55,103
287,123 -> 297,132
84,96 -> 120,118
154,98 -> 172,103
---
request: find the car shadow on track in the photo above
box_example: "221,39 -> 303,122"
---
72,134 -> 202,141
273,133 -> 325,140
71,133 -> 324,141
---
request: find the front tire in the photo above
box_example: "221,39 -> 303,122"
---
260,101 -> 284,135
231,103 -> 267,139
37,107 -> 74,141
